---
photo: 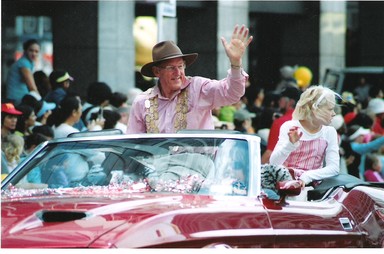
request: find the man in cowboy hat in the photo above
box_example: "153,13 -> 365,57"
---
127,24 -> 253,133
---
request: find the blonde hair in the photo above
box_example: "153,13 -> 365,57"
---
292,85 -> 337,124
2,134 -> 25,164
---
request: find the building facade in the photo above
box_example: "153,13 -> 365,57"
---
2,1 -> 383,100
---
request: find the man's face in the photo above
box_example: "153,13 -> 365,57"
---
278,96 -> 290,111
153,57 -> 186,95
63,80 -> 71,89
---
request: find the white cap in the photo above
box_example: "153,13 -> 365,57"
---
367,98 -> 384,115
29,91 -> 42,101
348,127 -> 370,141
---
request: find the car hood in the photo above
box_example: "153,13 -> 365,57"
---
1,192 -> 269,248
2,188 -> 362,248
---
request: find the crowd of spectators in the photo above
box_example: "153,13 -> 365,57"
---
2,65 -> 143,176
2,47 -> 383,183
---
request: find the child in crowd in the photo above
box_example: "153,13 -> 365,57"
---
1,134 -> 25,172
364,153 -> 384,182
346,124 -> 384,178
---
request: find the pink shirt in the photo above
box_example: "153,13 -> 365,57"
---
127,69 -> 248,133
364,170 -> 384,182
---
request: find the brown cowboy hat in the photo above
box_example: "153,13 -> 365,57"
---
140,41 -> 198,77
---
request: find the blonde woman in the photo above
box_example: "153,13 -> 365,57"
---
1,134 -> 25,172
269,85 -> 340,188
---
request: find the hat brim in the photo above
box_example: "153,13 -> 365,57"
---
2,109 -> 22,115
371,105 -> 384,115
140,53 -> 198,77
56,72 -> 74,83
349,127 -> 370,140
37,101 -> 56,118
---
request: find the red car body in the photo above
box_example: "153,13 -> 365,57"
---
1,132 -> 384,248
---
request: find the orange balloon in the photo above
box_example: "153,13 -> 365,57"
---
294,66 -> 312,88
134,17 -> 158,67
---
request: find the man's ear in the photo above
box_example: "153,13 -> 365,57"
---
152,66 -> 160,77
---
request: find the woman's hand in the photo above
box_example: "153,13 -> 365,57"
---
221,24 -> 253,67
39,110 -> 52,125
87,119 -> 105,131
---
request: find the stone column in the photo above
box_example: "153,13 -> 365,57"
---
98,1 -> 135,94
217,0 -> 250,79
319,1 -> 347,83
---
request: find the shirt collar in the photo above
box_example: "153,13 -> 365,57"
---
151,77 -> 192,100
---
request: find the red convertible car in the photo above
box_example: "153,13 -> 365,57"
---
1,130 -> 384,248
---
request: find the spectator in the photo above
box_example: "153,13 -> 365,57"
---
45,70 -> 74,105
109,92 -> 128,109
82,81 -> 112,125
212,107 -> 233,130
49,96 -> 104,138
49,96 -> 83,138
1,134 -> 25,172
274,65 -> 297,93
21,91 -> 39,108
89,109 -> 123,131
353,77 -> 372,109
340,91 -> 359,125
364,153 -> 384,182
21,91 -> 56,125
255,107 -> 276,146
33,70 -> 51,98
341,91 -> 357,108
233,108 -> 256,134
346,124 -> 384,179
368,84 -> 383,100
127,25 -> 253,133
35,99 -> 56,125
5,39 -> 41,105
218,104 -> 238,124
248,87 -> 265,131
15,104 -> 37,137
340,137 -> 359,178
269,85 -> 340,188
347,112 -> 374,130
114,88 -> 144,128
1,103 -> 22,142
366,98 -> 384,135
24,132 -> 49,156
261,86 -> 302,164
32,125 -> 54,140
116,106 -> 131,130
70,92 -> 89,132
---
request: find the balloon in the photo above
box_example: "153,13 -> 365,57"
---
294,66 -> 312,88
134,16 -> 158,67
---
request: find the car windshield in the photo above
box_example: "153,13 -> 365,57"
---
2,137 -> 251,197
